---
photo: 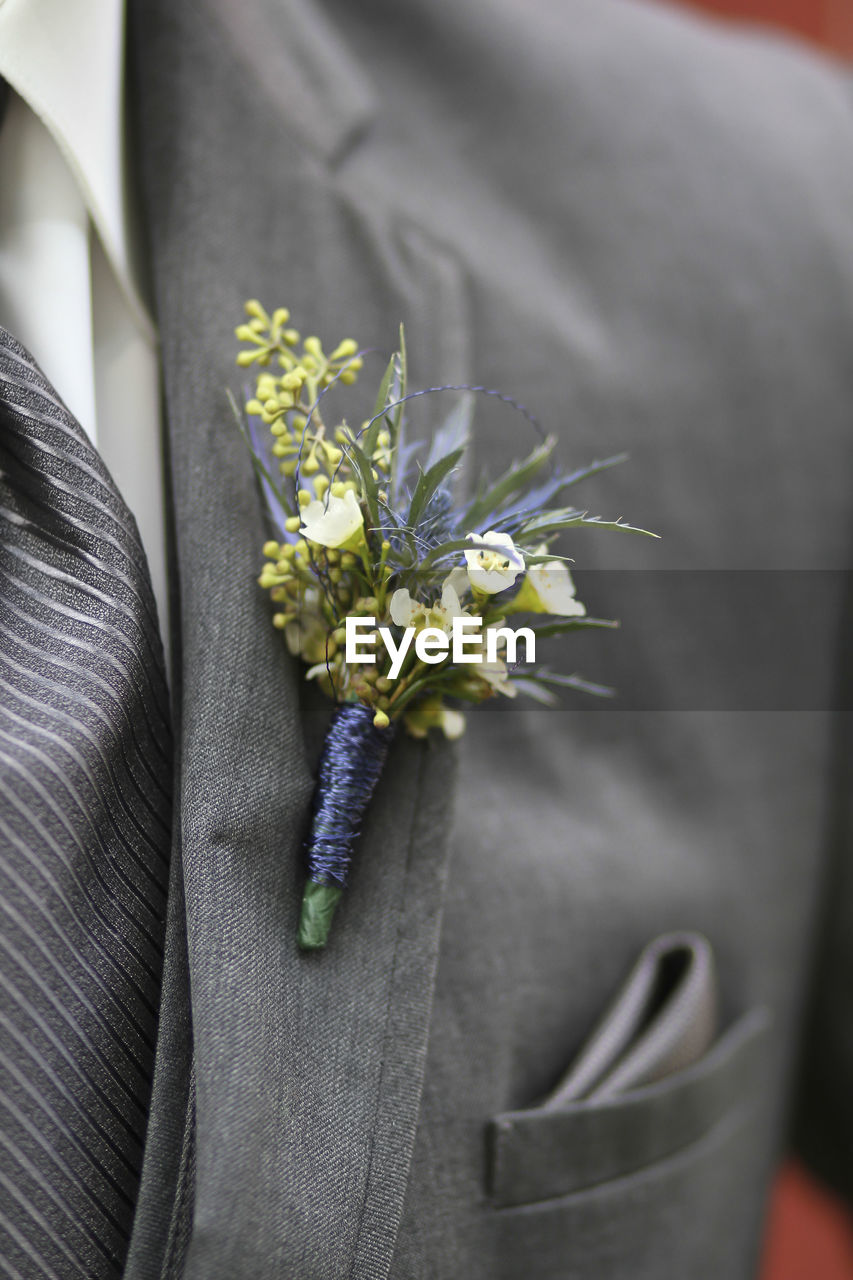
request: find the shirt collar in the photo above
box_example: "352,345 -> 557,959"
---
0,0 -> 154,339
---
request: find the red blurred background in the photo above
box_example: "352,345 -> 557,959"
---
677,0 -> 853,55
663,1 -> 853,1276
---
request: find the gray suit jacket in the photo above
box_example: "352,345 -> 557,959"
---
122,2 -> 853,1277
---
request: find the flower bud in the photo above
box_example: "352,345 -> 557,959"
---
331,338 -> 358,360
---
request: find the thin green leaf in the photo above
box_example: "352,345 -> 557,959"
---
552,453 -> 628,491
510,677 -> 559,706
528,616 -> 619,638
392,325 -> 408,438
464,436 -> 556,527
228,389 -> 294,518
522,551 -> 575,564
371,354 -> 397,422
364,354 -> 397,457
520,510 -> 659,539
342,434 -> 380,531
526,670 -> 616,698
407,447 -> 465,531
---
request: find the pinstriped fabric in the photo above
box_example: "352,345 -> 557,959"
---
0,328 -> 172,1279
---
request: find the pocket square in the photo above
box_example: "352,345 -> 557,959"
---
545,932 -> 718,1106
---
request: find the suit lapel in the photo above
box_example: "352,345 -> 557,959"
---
128,3 -> 462,1276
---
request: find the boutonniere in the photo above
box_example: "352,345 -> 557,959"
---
234,302 -> 656,950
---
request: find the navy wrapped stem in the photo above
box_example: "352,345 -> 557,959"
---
299,702 -> 395,950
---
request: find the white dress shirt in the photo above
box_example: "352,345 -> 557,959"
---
0,0 -> 169,645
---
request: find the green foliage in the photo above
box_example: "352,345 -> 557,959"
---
464,436 -> 556,528
407,447 -> 465,530
235,303 -> 656,733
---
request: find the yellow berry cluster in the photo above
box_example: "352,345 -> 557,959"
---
235,300 -> 364,479
236,303 -> 412,727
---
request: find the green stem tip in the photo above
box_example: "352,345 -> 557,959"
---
298,881 -> 344,951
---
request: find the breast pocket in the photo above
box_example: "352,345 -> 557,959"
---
487,1007 -> 773,1280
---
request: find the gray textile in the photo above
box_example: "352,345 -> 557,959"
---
0,330 -> 173,1276
121,1 -> 853,1277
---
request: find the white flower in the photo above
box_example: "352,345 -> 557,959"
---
440,706 -> 466,738
438,581 -> 464,623
403,696 -> 467,739
464,530 -> 524,594
460,624 -> 518,698
389,588 -> 418,627
442,566 -> 469,601
299,489 -> 364,550
525,560 -> 586,617
389,581 -> 464,632
478,658 -> 518,697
